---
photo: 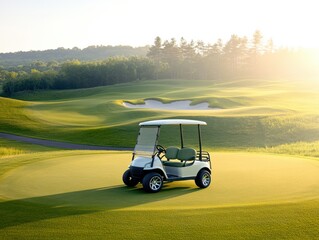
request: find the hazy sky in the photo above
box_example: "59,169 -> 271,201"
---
0,0 -> 318,53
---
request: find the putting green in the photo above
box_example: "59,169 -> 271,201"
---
0,152 -> 318,210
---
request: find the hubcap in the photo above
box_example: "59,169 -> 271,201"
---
149,176 -> 162,190
202,173 -> 211,186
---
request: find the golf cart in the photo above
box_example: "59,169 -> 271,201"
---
122,119 -> 212,193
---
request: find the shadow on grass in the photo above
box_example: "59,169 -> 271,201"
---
0,184 -> 198,229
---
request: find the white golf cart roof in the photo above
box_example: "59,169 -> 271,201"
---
139,119 -> 207,126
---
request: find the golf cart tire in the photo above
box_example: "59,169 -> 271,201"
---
142,172 -> 163,193
122,169 -> 139,187
195,169 -> 211,188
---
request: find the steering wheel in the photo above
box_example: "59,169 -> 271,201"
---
155,144 -> 166,155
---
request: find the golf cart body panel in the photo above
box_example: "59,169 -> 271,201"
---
131,156 -> 168,179
123,119 -> 212,192
164,161 -> 210,179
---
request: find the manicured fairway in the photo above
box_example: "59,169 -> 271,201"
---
2,79 -> 319,151
1,152 -> 319,208
0,151 -> 318,239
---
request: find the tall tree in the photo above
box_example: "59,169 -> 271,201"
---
162,38 -> 181,78
147,36 -> 163,79
147,36 -> 162,61
179,38 -> 197,79
251,30 -> 263,55
223,35 -> 248,77
249,30 -> 264,77
204,39 -> 224,79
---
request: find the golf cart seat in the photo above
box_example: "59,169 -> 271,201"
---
165,146 -> 179,159
163,147 -> 196,167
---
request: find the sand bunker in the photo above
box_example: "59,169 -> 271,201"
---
123,100 -> 220,110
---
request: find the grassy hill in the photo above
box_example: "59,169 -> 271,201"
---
1,78 -> 319,154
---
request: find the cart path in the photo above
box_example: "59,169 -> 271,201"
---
0,132 -> 133,151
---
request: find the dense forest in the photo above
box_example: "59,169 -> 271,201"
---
1,31 -> 318,96
1,57 -> 157,94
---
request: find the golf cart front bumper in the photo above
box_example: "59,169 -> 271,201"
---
130,166 -> 144,179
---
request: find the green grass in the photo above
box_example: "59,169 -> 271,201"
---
0,151 -> 318,239
1,200 -> 318,240
1,78 -> 319,152
0,138 -> 57,157
250,141 -> 319,158
1,78 -> 319,239
0,146 -> 25,157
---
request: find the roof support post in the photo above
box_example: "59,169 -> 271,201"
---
180,124 -> 184,148
198,124 -> 202,161
151,126 -> 160,167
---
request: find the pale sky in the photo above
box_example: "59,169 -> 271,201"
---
0,0 -> 318,53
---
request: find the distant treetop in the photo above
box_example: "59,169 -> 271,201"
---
0,45 -> 149,67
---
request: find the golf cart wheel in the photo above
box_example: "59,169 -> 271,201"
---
122,169 -> 139,187
195,169 -> 211,188
142,172 -> 163,193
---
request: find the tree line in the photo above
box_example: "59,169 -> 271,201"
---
0,45 -> 148,67
1,57 -> 158,95
2,31 -> 318,96
147,31 -> 319,80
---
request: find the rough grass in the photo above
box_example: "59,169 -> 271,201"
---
0,138 -> 58,158
251,141 -> 319,158
0,147 -> 25,157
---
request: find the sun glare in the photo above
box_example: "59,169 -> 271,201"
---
1,0 -> 319,52
259,0 -> 319,49
310,50 -> 319,79
93,0 -> 319,49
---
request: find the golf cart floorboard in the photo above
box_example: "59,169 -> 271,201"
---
166,175 -> 195,182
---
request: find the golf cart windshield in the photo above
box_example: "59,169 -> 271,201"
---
134,126 -> 159,156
